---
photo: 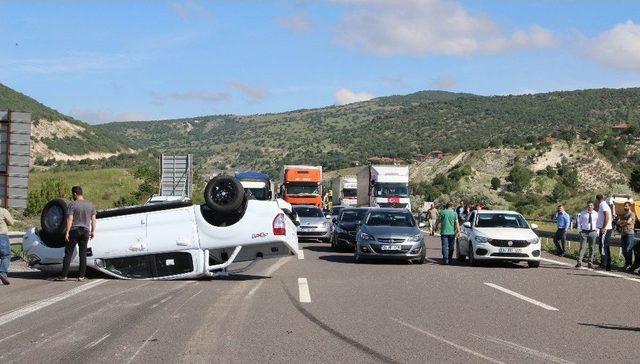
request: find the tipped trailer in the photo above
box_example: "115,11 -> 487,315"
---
22,176 -> 299,280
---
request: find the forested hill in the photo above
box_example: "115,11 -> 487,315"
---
0,83 -> 128,161
99,87 -> 640,176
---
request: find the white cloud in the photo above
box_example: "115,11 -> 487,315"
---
277,13 -> 313,33
334,88 -> 374,105
334,0 -> 558,56
69,107 -> 149,124
582,20 -> 640,70
227,81 -> 269,102
169,0 -> 213,20
431,75 -> 457,90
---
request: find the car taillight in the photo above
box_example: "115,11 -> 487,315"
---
273,213 -> 286,235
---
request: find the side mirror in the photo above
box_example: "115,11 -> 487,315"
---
463,222 -> 472,228
530,223 -> 539,230
419,222 -> 427,228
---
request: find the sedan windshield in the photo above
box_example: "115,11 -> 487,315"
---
374,183 -> 409,198
475,213 -> 530,228
365,211 -> 415,227
341,209 -> 368,222
293,206 -> 324,218
331,206 -> 344,216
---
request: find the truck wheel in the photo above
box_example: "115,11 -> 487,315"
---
204,175 -> 245,215
40,199 -> 69,247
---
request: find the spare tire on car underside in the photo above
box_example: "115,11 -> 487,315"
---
39,198 -> 69,247
204,175 -> 246,215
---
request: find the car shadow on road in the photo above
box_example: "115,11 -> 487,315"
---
318,255 -> 413,265
302,245 -> 334,253
578,323 -> 640,332
213,274 -> 272,281
570,273 -> 618,278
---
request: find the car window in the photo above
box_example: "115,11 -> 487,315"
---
341,209 -> 367,222
475,213 -> 529,228
155,252 -> 194,277
365,211 -> 415,227
331,206 -> 344,216
105,255 -> 152,279
467,211 -> 476,225
293,206 -> 324,217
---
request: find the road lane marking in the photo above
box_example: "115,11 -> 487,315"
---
84,333 -> 111,349
0,330 -> 25,344
298,249 -> 305,260
246,257 -> 290,299
151,295 -> 173,309
0,279 -> 106,327
392,318 -> 505,364
127,329 -> 159,364
541,257 -> 640,283
474,335 -> 574,364
484,283 -> 558,311
298,277 -> 311,303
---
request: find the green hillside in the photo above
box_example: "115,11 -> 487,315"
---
99,88 -> 640,177
0,82 -> 75,123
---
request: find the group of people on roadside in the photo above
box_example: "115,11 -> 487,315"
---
553,194 -> 638,273
0,186 -> 96,286
424,199 -> 484,265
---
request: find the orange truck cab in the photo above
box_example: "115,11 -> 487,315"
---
280,165 -> 323,209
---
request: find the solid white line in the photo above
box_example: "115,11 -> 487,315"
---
0,330 -> 25,344
484,283 -> 558,311
542,257 -> 640,283
151,295 -> 173,309
84,333 -> 111,349
474,335 -> 574,364
298,277 -> 311,303
392,318 -> 505,364
127,329 -> 159,364
0,279 -> 106,327
297,249 -> 305,260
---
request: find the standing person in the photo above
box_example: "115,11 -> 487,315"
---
474,203 -> 483,212
427,205 -> 439,236
55,186 -> 97,282
0,198 -> 15,285
553,205 -> 570,256
435,201 -> 460,265
456,200 -> 466,224
617,202 -> 636,271
595,194 -> 613,271
576,202 -> 598,268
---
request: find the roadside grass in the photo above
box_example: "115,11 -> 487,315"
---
10,244 -> 22,255
540,236 -> 626,270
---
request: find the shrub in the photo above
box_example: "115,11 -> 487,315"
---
25,177 -> 69,216
507,163 -> 533,192
490,177 -> 501,190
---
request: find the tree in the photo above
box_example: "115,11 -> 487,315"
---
506,163 -> 533,192
490,177 -> 501,190
552,182 -> 567,202
630,166 -> 640,193
545,165 -> 556,178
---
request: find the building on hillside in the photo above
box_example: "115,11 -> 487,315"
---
428,150 -> 446,158
350,160 -> 361,167
612,122 -> 629,134
366,156 -> 404,165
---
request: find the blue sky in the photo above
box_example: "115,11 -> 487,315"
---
1,0 -> 639,123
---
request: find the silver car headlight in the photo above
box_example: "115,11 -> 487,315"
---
322,221 -> 331,228
475,236 -> 492,244
409,234 -> 423,242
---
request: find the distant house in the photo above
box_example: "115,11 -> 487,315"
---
612,122 -> 630,134
542,136 -> 555,143
366,156 -> 404,165
428,150 -> 446,158
349,160 -> 361,167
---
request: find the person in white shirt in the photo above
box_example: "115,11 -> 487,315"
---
576,202 -> 599,268
595,194 -> 613,271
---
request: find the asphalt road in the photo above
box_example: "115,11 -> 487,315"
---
2,235 -> 640,363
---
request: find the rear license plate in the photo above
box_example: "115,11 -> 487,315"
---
381,245 -> 402,251
498,248 -> 522,253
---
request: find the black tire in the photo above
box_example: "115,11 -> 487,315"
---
528,261 -> 540,268
204,175 -> 245,215
468,242 -> 478,266
415,252 -> 426,265
457,240 -> 466,262
354,253 -> 363,263
40,199 -> 69,247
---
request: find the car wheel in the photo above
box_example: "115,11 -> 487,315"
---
331,236 -> 337,250
354,253 -> 362,263
468,242 -> 478,266
40,198 -> 69,247
456,240 -> 466,262
204,175 -> 245,215
528,261 -> 540,268
415,252 -> 426,265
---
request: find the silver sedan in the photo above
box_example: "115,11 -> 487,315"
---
293,205 -> 332,243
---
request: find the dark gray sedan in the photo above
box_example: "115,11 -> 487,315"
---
355,208 -> 426,264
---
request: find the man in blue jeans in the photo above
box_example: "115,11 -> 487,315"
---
0,198 -> 16,285
553,205 -> 570,256
436,201 -> 461,265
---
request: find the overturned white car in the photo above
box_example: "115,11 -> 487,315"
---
22,176 -> 299,280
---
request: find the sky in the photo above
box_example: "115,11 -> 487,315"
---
1,0 -> 640,124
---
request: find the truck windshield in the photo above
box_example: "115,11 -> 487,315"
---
286,184 -> 320,196
246,188 -> 268,200
293,206 -> 324,217
365,211 -> 415,227
343,189 -> 357,198
475,213 -> 530,229
374,183 -> 409,198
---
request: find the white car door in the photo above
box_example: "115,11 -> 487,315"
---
461,211 -> 476,255
90,213 -> 148,258
145,206 -> 199,253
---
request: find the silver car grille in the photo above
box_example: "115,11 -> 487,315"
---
377,238 -> 407,244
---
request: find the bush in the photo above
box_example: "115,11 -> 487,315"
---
490,177 -> 501,190
630,166 -> 640,193
507,163 -> 533,192
25,177 -> 69,216
551,182 -> 567,202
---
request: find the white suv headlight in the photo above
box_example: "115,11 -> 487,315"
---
527,237 -> 540,245
475,236 -> 492,244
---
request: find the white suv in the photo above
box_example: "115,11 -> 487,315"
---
457,210 -> 541,268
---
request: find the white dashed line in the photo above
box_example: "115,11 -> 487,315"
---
84,333 -> 111,349
392,318 -> 505,364
484,283 -> 558,311
0,279 -> 106,327
474,335 -> 574,364
298,278 -> 311,303
297,249 -> 305,260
